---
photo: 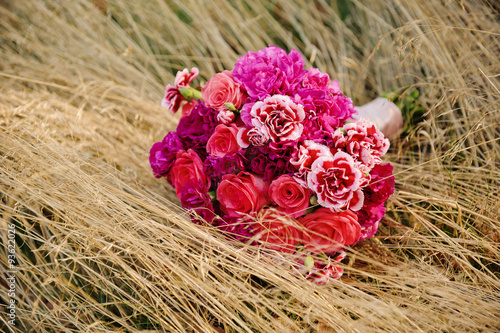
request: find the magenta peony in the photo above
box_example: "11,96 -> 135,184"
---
233,46 -> 306,100
149,132 -> 183,179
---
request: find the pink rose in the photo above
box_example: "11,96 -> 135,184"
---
299,208 -> 361,253
162,68 -> 199,117
307,151 -> 364,211
202,70 -> 245,111
217,172 -> 270,217
269,175 -> 311,218
250,95 -> 305,142
252,209 -> 302,253
170,149 -> 210,199
207,124 -> 239,157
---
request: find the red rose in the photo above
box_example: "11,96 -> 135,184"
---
170,149 -> 210,199
252,209 -> 301,253
217,172 -> 270,217
269,175 -> 311,218
298,208 -> 361,253
202,70 -> 245,111
207,124 -> 240,157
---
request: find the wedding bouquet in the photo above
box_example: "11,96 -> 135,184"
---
150,46 -> 395,284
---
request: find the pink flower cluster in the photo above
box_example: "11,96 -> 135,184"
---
151,46 -> 395,283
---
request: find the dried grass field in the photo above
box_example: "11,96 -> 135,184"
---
1,0 -> 499,332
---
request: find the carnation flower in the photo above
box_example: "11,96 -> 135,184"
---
177,102 -> 218,156
247,152 -> 268,176
250,94 -> 305,142
149,132 -> 183,179
233,46 -> 306,100
217,109 -> 235,124
243,146 -> 295,181
305,252 -> 346,285
301,68 -> 331,90
354,164 -> 394,241
204,152 -> 246,181
162,67 -> 199,116
261,140 -> 297,159
356,203 -> 385,242
262,158 -> 295,183
237,127 -> 269,148
290,140 -> 333,172
297,88 -> 357,141
239,102 -> 255,127
216,215 -> 256,241
290,140 -> 333,185
307,151 -> 364,211
181,181 -> 215,224
332,118 -> 390,169
364,163 -> 395,206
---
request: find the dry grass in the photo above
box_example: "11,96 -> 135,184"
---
1,0 -> 499,332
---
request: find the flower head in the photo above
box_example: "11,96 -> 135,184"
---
299,208 -> 360,253
269,175 -> 311,218
181,181 -> 215,224
162,68 -> 199,116
149,132 -> 183,179
332,118 -> 390,169
217,172 -> 270,217
202,70 -> 246,111
177,102 -> 218,156
170,149 -> 210,199
250,95 -> 305,142
233,46 -> 306,100
207,124 -> 240,158
307,151 -> 364,211
252,208 -> 302,253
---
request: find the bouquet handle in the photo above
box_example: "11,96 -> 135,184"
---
354,98 -> 403,140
